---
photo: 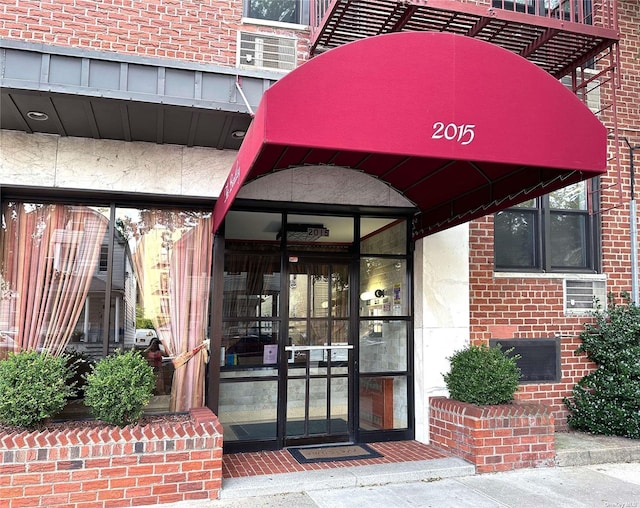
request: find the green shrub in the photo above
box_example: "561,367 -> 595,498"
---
443,344 -> 521,405
564,293 -> 640,438
0,350 -> 76,428
83,349 -> 155,427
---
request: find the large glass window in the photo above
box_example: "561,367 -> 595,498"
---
0,200 -> 212,415
358,218 -> 410,432
494,182 -> 599,273
222,251 -> 281,367
244,0 -> 309,25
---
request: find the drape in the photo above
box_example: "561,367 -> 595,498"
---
132,212 -> 212,412
0,203 -> 107,358
166,219 -> 212,411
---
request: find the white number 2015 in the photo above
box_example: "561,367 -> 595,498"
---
432,122 -> 475,145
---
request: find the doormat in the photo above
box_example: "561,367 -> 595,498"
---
288,443 -> 383,464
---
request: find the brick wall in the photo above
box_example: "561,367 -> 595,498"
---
429,397 -> 555,473
0,0 -> 310,66
468,221 -> 600,430
468,0 -> 640,431
0,407 -> 223,508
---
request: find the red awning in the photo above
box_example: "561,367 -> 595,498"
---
213,32 -> 606,239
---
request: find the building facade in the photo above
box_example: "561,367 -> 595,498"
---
0,0 -> 636,453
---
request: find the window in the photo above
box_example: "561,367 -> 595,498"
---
494,181 -> 600,273
0,200 -> 213,414
244,0 -> 309,25
99,244 -> 109,272
491,0 -> 592,23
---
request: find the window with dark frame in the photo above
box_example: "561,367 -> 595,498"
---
99,244 -> 109,272
244,0 -> 309,25
494,181 -> 600,273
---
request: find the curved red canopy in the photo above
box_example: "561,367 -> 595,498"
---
213,32 -> 606,239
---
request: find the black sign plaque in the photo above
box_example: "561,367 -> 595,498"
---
489,337 -> 561,383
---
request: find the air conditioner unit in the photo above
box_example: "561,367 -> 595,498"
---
564,278 -> 606,315
238,32 -> 296,71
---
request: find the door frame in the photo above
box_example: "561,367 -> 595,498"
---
213,204 -> 416,454
278,254 -> 358,448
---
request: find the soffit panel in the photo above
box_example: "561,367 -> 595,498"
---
0,41 -> 279,150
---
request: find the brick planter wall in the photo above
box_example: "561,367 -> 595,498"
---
429,397 -> 555,473
0,407 -> 223,507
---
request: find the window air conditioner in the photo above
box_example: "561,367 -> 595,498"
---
238,32 -> 296,71
564,278 -> 606,315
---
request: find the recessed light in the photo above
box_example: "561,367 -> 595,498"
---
231,130 -> 246,139
27,111 -> 49,121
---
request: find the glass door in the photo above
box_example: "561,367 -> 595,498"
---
284,259 -> 352,445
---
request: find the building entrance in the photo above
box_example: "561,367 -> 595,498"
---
284,258 -> 352,446
217,210 -> 414,453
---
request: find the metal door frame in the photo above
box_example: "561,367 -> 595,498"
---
278,256 -> 357,448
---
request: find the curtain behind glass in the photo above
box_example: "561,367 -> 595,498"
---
130,209 -> 212,412
0,203 -> 107,358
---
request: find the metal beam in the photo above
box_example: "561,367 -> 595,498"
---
520,27 -> 559,58
386,5 -> 419,33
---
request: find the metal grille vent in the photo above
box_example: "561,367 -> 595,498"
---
238,32 -> 296,71
564,279 -> 606,314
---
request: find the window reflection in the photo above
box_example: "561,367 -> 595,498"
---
245,0 -> 308,24
0,202 -> 212,414
494,181 -> 595,272
222,250 -> 280,368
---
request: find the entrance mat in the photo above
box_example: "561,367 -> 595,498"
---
288,443 -> 383,464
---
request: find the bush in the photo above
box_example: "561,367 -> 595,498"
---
0,350 -> 76,428
83,349 -> 155,427
443,344 -> 521,405
564,293 -> 640,438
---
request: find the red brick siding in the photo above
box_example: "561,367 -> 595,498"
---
0,0 -> 310,66
2,0 -> 638,438
0,407 -> 223,508
468,1 -> 640,431
429,397 -> 555,473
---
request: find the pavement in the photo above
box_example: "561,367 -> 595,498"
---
147,432 -> 640,508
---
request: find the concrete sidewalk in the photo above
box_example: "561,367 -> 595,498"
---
145,432 -> 640,508
152,462 -> 640,508
555,430 -> 640,466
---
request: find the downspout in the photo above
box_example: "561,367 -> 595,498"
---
624,138 -> 639,304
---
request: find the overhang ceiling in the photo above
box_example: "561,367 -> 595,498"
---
0,40 -> 279,150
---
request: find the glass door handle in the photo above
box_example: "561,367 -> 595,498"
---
285,344 -> 353,351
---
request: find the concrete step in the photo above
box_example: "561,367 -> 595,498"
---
219,456 -> 475,500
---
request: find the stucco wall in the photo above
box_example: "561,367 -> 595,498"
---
414,223 -> 470,443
